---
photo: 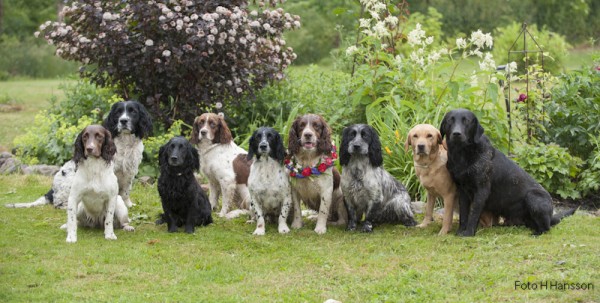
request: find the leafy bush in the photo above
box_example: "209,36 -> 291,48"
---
492,22 -> 570,75
543,65 -> 600,159
578,136 -> 600,197
35,0 -> 300,128
512,142 -> 582,200
346,0 -> 510,199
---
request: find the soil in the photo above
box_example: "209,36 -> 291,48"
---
554,191 -> 600,212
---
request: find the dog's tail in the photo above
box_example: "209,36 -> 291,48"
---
550,207 -> 577,226
5,189 -> 53,208
383,191 -> 417,227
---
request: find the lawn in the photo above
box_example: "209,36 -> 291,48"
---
0,175 -> 598,302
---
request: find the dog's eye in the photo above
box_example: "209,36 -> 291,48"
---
427,134 -> 433,138
209,122 -> 216,128
413,134 -> 418,138
95,134 -> 104,141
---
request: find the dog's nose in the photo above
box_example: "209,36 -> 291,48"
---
352,144 -> 361,151
200,130 -> 208,136
417,144 -> 425,151
86,147 -> 94,154
303,133 -> 313,140
451,132 -> 461,137
119,118 -> 128,125
170,156 -> 178,161
259,143 -> 268,151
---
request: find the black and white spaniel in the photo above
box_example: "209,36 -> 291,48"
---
340,124 -> 416,232
190,113 -> 252,219
7,100 -> 153,210
287,114 -> 347,234
246,127 -> 291,235
65,125 -> 134,243
158,137 -> 213,233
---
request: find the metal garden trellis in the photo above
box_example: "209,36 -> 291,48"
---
504,22 -> 546,155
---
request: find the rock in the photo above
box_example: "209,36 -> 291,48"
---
0,157 -> 21,174
138,176 -> 155,186
411,201 -> 426,214
24,164 -> 60,176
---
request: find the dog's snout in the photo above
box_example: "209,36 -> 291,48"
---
417,144 -> 425,151
352,144 -> 361,151
86,147 -> 94,154
451,131 -> 461,137
200,129 -> 208,136
259,142 -> 269,151
303,133 -> 313,140
170,156 -> 178,161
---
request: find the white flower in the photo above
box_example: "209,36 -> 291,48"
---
239,37 -> 247,45
385,15 -> 398,27
425,36 -> 434,45
202,13 -> 213,21
79,37 -> 91,43
236,87 -> 243,93
34,31 -> 40,38
166,12 -> 174,19
478,53 -> 496,72
428,51 -> 441,64
174,6 -> 181,12
159,16 -> 166,22
145,39 -> 154,46
220,19 -> 226,25
345,45 -> 359,57
226,80 -> 232,86
359,18 -> 371,29
469,49 -> 483,58
456,38 -> 467,49
373,21 -> 388,38
506,61 -> 518,74
162,50 -> 171,57
407,23 -> 426,46
190,14 -> 198,20
470,30 -> 493,49
470,72 -> 478,87
263,23 -> 271,31
249,21 -> 260,27
215,102 -> 223,109
98,32 -> 106,39
102,12 -> 113,21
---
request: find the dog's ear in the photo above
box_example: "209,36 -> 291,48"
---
135,101 -> 153,139
440,115 -> 448,140
101,128 -> 116,163
103,102 -> 120,139
247,129 -> 258,161
188,142 -> 200,171
273,131 -> 286,164
471,115 -> 485,144
436,129 -> 443,145
317,117 -> 333,154
404,129 -> 413,152
339,127 -> 351,166
287,117 -> 301,156
158,141 -> 168,168
216,115 -> 233,144
72,129 -> 86,166
190,117 -> 200,145
367,126 -> 383,167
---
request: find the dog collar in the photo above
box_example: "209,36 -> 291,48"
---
285,145 -> 338,179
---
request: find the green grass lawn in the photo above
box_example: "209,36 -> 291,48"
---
0,175 -> 598,302
0,78 -> 74,152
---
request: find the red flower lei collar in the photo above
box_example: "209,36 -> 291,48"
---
284,145 -> 338,179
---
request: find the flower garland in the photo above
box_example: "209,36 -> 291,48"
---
284,145 -> 338,179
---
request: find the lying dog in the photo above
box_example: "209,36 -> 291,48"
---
158,137 -> 213,233
441,109 -> 575,236
247,127 -> 292,235
340,124 -> 416,232
65,125 -> 134,243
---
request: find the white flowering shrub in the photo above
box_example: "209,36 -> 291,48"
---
35,0 -> 300,127
346,0 -> 517,197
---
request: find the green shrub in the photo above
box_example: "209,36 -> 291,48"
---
577,135 -> 600,197
492,22 -> 570,75
512,142 -> 582,200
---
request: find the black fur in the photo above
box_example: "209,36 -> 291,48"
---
441,108 -> 575,236
158,136 -> 212,233
247,127 -> 286,162
103,100 -> 153,139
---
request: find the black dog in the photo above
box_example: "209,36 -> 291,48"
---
158,136 -> 212,233
440,109 -> 575,236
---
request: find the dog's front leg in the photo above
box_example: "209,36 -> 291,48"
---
208,180 -> 220,211
119,177 -> 134,208
418,192 -> 436,228
104,196 -> 117,240
457,188 -> 470,235
278,194 -> 292,234
252,197 -> 266,235
290,189 -> 303,229
184,209 -> 196,234
165,211 -> 178,233
218,182 -> 236,218
345,197 -> 357,231
459,186 -> 490,237
439,192 -> 456,235
65,193 -> 80,243
314,190 -> 332,235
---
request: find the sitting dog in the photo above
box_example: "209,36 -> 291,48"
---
246,127 -> 292,235
340,124 -> 416,232
441,108 -> 575,236
190,113 -> 252,219
158,136 -> 213,233
65,125 -> 134,243
287,114 -> 348,234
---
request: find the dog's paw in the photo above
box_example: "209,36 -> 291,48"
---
417,221 -> 431,228
361,222 -> 373,233
5,203 -> 15,208
66,234 -> 77,243
253,228 -> 265,236
122,224 -> 135,232
184,228 -> 195,234
105,233 -> 117,240
245,219 -> 256,224
437,228 -> 450,236
314,225 -> 327,235
278,224 -> 290,234
60,223 -> 67,230
456,229 -> 475,237
217,211 -> 227,218
291,219 -> 303,229
124,199 -> 135,208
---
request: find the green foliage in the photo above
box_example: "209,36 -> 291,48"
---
578,136 -> 600,197
513,142 -> 582,200
543,64 -> 600,159
1,0 -> 58,38
228,66 -> 357,146
0,35 -> 78,79
492,22 -> 571,75
12,80 -> 116,165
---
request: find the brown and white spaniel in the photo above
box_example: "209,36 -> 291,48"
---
65,125 -> 134,243
190,113 -> 252,218
287,114 -> 347,234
